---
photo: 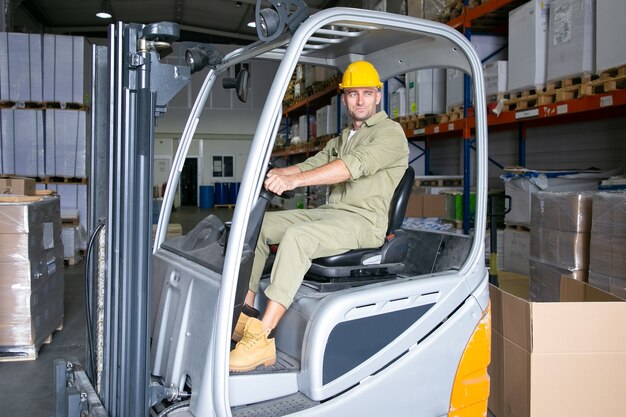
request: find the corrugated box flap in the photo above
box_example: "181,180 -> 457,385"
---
530,302 -> 626,353
501,287 -> 532,351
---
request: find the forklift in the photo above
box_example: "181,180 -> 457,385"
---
56,1 -> 491,416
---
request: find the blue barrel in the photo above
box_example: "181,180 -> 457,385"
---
228,182 -> 241,204
152,198 -> 163,224
199,185 -> 214,208
214,183 -> 228,205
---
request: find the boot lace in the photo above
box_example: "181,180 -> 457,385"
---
238,331 -> 264,351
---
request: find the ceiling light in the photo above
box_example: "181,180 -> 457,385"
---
96,0 -> 113,19
236,1 -> 243,7
247,21 -> 256,28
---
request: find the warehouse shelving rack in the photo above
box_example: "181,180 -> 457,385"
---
410,0 -> 626,232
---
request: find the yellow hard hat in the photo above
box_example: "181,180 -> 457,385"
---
338,61 -> 383,90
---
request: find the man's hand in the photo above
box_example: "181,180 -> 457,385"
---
265,170 -> 298,196
264,165 -> 301,195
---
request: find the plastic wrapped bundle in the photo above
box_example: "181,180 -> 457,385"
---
589,192 -> 626,298
529,259 -> 588,302
531,191 -> 594,233
529,191 -> 593,301
0,197 -> 64,350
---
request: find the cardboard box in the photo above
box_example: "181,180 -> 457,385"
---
547,0 -> 595,81
407,69 -> 446,115
440,190 -> 476,222
596,1 -> 626,72
503,228 -> 530,276
483,61 -> 508,97
390,87 -> 407,118
405,193 -> 448,218
445,68 -> 464,111
508,0 -> 552,91
0,177 -> 36,195
531,191 -> 594,233
489,273 -> 626,417
530,228 -> 590,270
588,192 -> 626,298
0,197 -> 64,347
588,270 -> 626,300
529,258 -> 588,301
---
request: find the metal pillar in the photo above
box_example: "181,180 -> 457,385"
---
462,23 -> 472,234
518,123 -> 526,167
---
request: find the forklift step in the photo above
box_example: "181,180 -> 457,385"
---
231,392 -> 318,417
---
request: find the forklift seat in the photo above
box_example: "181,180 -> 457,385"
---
306,166 -> 415,282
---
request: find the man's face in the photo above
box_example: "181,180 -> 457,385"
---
342,87 -> 382,125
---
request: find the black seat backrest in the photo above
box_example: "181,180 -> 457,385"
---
386,166 -> 415,234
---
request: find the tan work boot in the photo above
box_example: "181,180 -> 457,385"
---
229,317 -> 276,372
232,304 -> 260,342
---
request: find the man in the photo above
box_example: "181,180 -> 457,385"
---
229,61 -> 409,372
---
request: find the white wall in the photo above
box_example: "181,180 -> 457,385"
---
152,43 -> 279,205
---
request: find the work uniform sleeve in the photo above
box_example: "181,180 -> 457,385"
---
295,137 -> 339,172
340,124 -> 407,180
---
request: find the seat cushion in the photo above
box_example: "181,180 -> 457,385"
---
312,248 -> 380,268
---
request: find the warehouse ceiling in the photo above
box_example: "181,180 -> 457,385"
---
13,0 -> 364,44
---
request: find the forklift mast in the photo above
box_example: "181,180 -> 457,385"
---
55,22 -> 191,417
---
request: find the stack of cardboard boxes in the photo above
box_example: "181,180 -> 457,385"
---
588,192 -> 626,299
529,191 -> 593,301
0,195 -> 64,359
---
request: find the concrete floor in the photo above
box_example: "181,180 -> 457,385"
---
0,206 -> 497,416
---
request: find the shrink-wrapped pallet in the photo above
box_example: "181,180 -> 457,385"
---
529,191 -> 593,301
589,192 -> 626,298
0,197 -> 64,353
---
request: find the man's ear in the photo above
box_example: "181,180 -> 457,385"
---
375,90 -> 382,105
341,93 -> 347,106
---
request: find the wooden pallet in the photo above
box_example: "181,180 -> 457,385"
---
414,177 -> 463,187
65,255 -> 82,266
0,322 -> 63,362
37,176 -> 88,184
436,106 -> 464,124
400,114 -> 439,130
486,92 -> 509,104
502,89 -> 552,111
505,224 -> 530,232
1,101 -> 88,111
62,217 -> 80,226
582,65 -> 626,95
0,195 -> 44,203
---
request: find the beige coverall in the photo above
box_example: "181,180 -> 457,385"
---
249,111 -> 409,308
